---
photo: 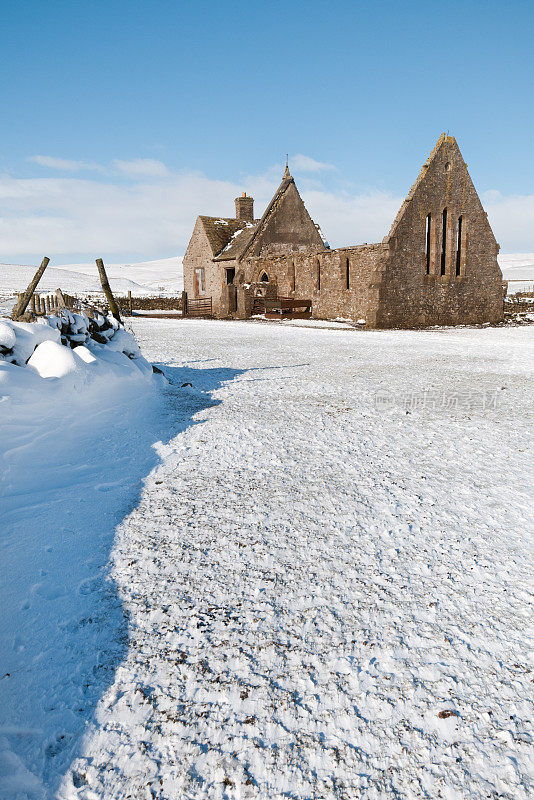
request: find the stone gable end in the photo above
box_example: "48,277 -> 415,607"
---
247,181 -> 324,259
378,135 -> 503,327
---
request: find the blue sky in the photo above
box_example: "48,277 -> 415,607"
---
1,0 -> 533,262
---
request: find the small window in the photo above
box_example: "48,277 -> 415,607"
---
194,268 -> 206,296
316,259 -> 321,291
260,272 -> 269,283
226,267 -> 236,285
291,261 -> 296,292
440,208 -> 448,276
456,216 -> 463,276
345,257 -> 350,289
425,213 -> 431,274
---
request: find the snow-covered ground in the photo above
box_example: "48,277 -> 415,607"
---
0,257 -> 183,316
3,317 -> 523,800
53,257 -> 183,294
0,318 -> 166,799
499,253 -> 534,293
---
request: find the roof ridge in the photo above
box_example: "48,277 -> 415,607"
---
238,175 -> 295,260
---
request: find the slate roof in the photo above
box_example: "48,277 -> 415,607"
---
203,166 -> 324,262
199,216 -> 257,258
213,224 -> 258,261
222,172 -> 295,261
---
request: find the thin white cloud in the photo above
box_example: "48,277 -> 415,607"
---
303,190 -> 403,246
1,166 -> 533,261
112,158 -> 170,178
481,190 -> 534,253
291,154 -> 336,173
28,155 -> 103,172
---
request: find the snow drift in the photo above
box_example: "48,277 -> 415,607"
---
0,315 -> 166,799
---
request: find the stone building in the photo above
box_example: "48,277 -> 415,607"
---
182,134 -> 504,327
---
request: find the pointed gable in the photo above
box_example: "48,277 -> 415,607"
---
385,134 -> 498,249
229,170 -> 325,261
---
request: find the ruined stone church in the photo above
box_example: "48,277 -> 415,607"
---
183,134 -> 504,327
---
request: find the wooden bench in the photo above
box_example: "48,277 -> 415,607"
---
264,298 -> 312,320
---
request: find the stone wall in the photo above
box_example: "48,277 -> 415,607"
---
244,244 -> 388,325
183,219 -> 232,317
377,136 -> 503,328
183,136 -> 504,329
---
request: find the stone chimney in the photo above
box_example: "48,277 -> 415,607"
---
235,192 -> 254,223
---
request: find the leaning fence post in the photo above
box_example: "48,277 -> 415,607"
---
128,290 -> 133,316
181,291 -> 188,316
11,257 -> 50,319
95,258 -> 121,323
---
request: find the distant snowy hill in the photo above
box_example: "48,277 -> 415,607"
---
55,256 -> 183,293
1,253 -> 532,306
499,253 -> 534,292
0,256 -> 183,299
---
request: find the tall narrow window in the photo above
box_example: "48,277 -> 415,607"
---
291,260 -> 296,292
194,268 -> 205,296
456,216 -> 463,276
425,213 -> 432,274
440,208 -> 448,276
317,259 -> 321,291
345,258 -> 350,289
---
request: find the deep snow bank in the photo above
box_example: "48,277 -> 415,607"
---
0,316 -> 166,799
0,311 -> 158,428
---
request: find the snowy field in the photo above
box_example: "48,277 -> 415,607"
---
0,315 -> 165,800
3,318 -> 528,799
0,257 -> 183,317
500,253 -> 534,293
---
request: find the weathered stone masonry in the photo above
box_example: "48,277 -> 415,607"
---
182,135 -> 504,328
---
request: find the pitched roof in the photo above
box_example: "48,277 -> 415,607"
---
199,216 -> 257,258
216,173 -> 295,262
209,167 -> 325,261
213,223 -> 258,261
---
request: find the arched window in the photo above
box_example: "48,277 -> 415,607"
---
345,257 -> 350,289
456,216 -> 463,276
425,213 -> 432,274
440,208 -> 448,276
260,272 -> 269,283
316,259 -> 321,291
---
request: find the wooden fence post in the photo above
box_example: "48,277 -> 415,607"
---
182,291 -> 188,316
128,290 -> 133,316
95,258 -> 121,323
11,257 -> 50,319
